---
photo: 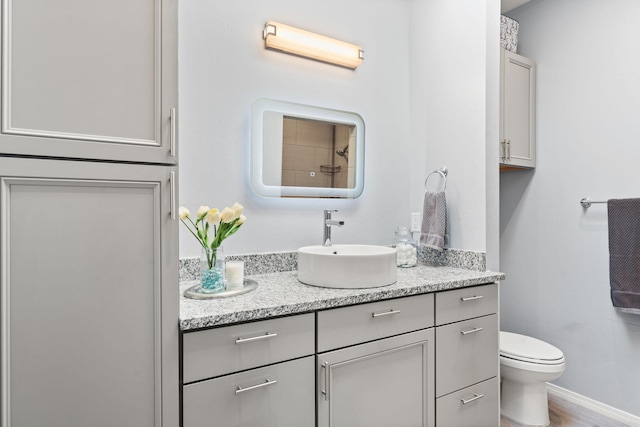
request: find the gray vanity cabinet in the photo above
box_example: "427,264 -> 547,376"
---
0,0 -> 178,164
0,156 -> 179,427
316,294 -> 436,427
434,284 -> 500,426
179,285 -> 501,426
500,49 -> 536,169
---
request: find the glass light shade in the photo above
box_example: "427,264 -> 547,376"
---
263,21 -> 363,70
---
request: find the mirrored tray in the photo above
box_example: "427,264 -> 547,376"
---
184,278 -> 258,300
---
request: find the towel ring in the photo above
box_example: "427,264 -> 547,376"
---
424,167 -> 448,192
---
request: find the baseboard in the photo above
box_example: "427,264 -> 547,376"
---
547,383 -> 640,427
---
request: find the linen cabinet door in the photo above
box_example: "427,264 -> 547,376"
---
317,329 -> 435,427
0,0 -> 178,164
0,157 -> 179,427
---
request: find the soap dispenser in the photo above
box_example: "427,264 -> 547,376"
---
393,226 -> 418,267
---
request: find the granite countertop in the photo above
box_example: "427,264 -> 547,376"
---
179,265 -> 505,331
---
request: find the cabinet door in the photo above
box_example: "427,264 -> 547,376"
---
183,356 -> 315,427
500,49 -> 535,168
0,0 -> 178,164
317,329 -> 435,427
0,157 -> 179,427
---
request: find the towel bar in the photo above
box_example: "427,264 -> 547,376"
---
580,198 -> 607,208
425,167 -> 448,192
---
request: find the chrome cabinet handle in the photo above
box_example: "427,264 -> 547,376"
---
321,362 -> 329,401
507,140 -> 511,160
460,327 -> 484,335
235,332 -> 278,344
372,309 -> 401,318
235,379 -> 277,395
170,107 -> 176,157
460,295 -> 484,302
169,171 -> 176,220
460,393 -> 484,405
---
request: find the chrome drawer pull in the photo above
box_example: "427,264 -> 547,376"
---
372,309 -> 401,318
235,332 -> 278,344
460,393 -> 484,405
460,295 -> 484,302
235,378 -> 277,395
460,327 -> 484,335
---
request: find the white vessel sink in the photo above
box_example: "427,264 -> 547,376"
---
297,244 -> 397,289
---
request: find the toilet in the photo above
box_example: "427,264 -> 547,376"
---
499,331 -> 566,426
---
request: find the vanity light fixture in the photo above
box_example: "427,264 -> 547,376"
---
263,21 -> 364,70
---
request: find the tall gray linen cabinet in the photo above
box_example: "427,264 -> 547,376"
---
0,0 -> 179,426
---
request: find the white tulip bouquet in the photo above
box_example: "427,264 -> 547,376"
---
179,202 -> 246,269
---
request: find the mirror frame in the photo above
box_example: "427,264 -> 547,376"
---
250,98 -> 365,199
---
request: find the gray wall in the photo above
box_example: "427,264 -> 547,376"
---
178,0 -> 498,258
502,0 -> 640,416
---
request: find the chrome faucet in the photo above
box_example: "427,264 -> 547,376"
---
323,210 -> 344,246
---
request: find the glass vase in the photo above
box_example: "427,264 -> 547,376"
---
200,246 -> 225,293
393,227 -> 418,268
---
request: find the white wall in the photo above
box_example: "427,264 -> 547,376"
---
486,0 -> 501,272
502,0 -> 640,415
179,0 -> 412,257
408,0 -> 496,254
179,0 -> 497,259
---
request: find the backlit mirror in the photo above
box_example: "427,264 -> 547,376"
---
251,98 -> 364,198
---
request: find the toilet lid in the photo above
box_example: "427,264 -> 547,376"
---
500,331 -> 564,364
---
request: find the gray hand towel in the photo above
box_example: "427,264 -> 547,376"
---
608,198 -> 640,314
420,191 -> 448,251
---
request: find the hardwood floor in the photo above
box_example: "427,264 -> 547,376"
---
500,394 -> 632,427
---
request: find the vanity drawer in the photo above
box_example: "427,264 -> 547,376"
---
435,313 -> 498,397
317,293 -> 434,352
436,377 -> 499,427
183,356 -> 315,427
182,313 -> 314,383
435,283 -> 498,325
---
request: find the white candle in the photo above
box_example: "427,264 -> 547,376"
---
225,261 -> 245,290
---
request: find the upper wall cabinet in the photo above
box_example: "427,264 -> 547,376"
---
0,0 -> 178,164
500,49 -> 535,170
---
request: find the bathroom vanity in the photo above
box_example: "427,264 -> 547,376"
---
179,265 -> 503,427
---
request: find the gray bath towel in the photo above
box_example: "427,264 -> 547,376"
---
608,198 -> 640,314
420,191 -> 448,251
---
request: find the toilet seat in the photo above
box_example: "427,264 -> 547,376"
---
500,331 -> 565,365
